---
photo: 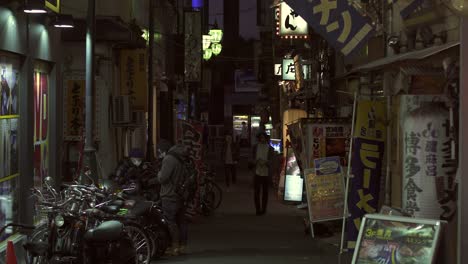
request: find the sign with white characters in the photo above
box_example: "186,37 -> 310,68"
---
284,0 -> 374,58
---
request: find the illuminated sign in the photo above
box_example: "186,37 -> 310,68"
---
277,2 -> 308,39
279,60 -> 311,80
45,0 -> 60,13
284,148 -> 303,202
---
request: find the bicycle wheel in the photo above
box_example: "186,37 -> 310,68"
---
151,225 -> 170,258
123,223 -> 152,264
205,179 -> 223,209
27,225 -> 49,264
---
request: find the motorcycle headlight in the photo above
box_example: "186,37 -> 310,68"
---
55,215 -> 65,227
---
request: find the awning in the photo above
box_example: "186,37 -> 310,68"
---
350,41 -> 460,73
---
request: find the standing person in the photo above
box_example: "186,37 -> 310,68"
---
240,121 -> 249,147
222,133 -> 239,189
251,132 -> 274,215
157,142 -> 189,256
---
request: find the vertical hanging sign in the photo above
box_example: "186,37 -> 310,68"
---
184,11 -> 202,82
347,100 -> 386,250
401,96 -> 456,221
120,49 -> 148,111
283,0 -> 374,58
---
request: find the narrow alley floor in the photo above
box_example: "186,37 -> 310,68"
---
154,153 -> 352,264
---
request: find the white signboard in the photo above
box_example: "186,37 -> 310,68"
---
279,60 -> 311,80
279,2 -> 308,37
284,175 -> 303,202
401,96 -> 455,220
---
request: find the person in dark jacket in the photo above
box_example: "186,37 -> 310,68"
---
222,133 -> 240,188
158,143 -> 189,256
251,132 -> 274,215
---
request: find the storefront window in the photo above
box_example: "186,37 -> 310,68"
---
33,62 -> 50,188
0,51 -> 20,241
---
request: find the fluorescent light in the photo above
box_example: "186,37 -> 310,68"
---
23,0 -> 47,14
54,24 -> 74,28
53,14 -> 74,28
24,9 -> 47,13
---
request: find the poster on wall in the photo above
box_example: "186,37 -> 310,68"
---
347,100 -> 386,250
300,120 -> 351,169
33,70 -> 49,187
304,156 -> 345,222
400,95 -> 456,221
119,49 -> 148,111
352,214 -> 445,264
0,180 -> 14,241
0,62 -> 19,116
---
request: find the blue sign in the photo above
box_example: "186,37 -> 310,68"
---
284,0 -> 374,58
192,0 -> 203,9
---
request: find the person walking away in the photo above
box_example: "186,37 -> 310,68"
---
240,121 -> 249,147
222,133 -> 239,189
251,132 -> 274,215
157,143 -> 189,256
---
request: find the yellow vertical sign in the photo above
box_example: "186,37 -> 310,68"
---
354,100 -> 386,141
66,80 -> 85,138
120,49 -> 148,111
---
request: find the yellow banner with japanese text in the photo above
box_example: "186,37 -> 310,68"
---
119,49 -> 148,111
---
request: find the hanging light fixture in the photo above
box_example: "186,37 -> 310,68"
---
23,0 -> 47,13
203,48 -> 213,60
209,19 -> 223,43
53,14 -> 75,28
209,28 -> 223,43
202,35 -> 212,51
211,43 -> 222,55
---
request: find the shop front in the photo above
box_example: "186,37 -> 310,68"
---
0,5 -> 61,257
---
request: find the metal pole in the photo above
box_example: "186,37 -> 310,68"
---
83,0 -> 98,183
146,0 -> 155,160
340,91 -> 357,254
18,14 -> 34,226
458,17 -> 468,264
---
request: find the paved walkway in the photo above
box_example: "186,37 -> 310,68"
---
154,154 -> 352,264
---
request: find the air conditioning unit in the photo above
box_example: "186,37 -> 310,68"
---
113,95 -> 131,124
131,111 -> 146,127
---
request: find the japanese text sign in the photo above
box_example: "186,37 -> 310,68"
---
279,2 -> 308,37
401,96 -> 455,221
347,100 -> 386,250
284,0 -> 374,58
280,59 -> 311,80
119,49 -> 148,111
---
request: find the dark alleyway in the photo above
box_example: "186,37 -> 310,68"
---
153,155 -> 352,264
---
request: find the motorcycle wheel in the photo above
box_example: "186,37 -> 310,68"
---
123,223 -> 152,264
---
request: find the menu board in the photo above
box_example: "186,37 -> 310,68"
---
353,214 -> 444,264
304,156 -> 345,222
